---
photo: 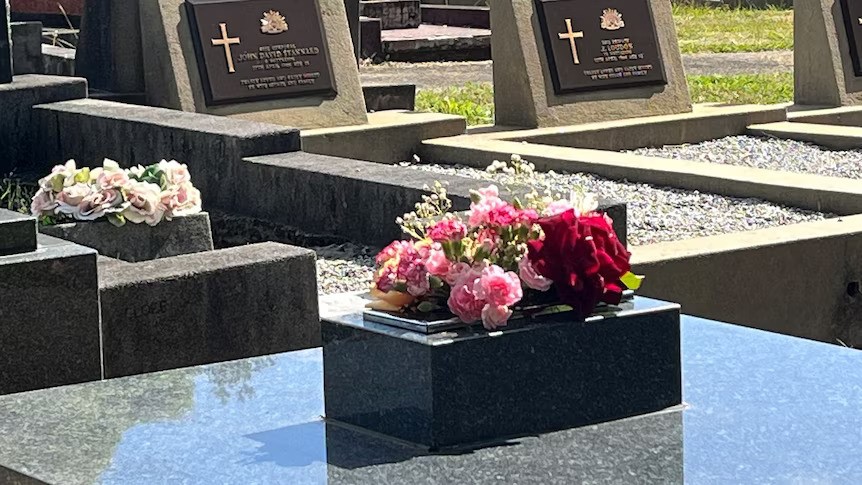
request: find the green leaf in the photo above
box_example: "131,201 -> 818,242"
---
107,213 -> 126,227
621,272 -> 644,290
417,301 -> 441,313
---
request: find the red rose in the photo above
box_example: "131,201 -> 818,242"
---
527,209 -> 631,318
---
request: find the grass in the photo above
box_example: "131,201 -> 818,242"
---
671,5 -> 793,54
415,74 -> 794,125
0,177 -> 38,214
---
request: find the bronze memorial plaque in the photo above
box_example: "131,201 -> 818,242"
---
840,0 -> 862,76
185,0 -> 336,105
535,0 -> 666,94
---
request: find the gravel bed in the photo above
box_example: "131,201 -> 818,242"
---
405,163 -> 832,246
630,135 -> 862,179
315,243 -> 376,295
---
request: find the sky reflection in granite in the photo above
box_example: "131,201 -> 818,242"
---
0,316 -> 860,484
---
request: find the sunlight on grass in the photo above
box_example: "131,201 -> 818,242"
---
416,74 -> 794,125
672,5 -> 793,54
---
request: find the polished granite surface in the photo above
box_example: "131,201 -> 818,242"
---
0,316 -> 860,484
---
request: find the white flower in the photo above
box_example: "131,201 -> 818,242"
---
122,180 -> 165,226
156,159 -> 191,186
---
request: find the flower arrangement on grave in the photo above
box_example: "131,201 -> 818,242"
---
368,155 -> 642,330
30,159 -> 202,227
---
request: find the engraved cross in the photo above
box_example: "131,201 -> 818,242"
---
558,18 -> 584,65
211,23 -> 241,73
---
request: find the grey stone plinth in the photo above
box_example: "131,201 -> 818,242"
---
98,242 -> 320,378
0,234 -> 101,395
323,296 -> 682,449
237,152 -> 627,247
0,74 -> 87,173
10,21 -> 41,75
40,212 -> 214,262
42,44 -> 76,76
0,209 -> 36,255
32,99 -> 300,202
360,0 -> 421,29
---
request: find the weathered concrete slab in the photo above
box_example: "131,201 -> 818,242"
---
381,24 -> 490,62
41,212 -> 214,262
236,152 -> 626,247
0,208 -> 36,255
32,98 -> 301,200
747,121 -> 862,150
633,215 -> 862,348
10,21 -> 40,74
0,234 -> 101,395
0,74 -> 87,173
41,44 -> 75,76
98,242 -> 319,378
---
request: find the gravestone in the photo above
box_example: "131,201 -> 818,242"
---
491,0 -> 691,128
794,0 -> 862,106
138,0 -> 367,129
1,0 -> 11,83
76,0 -> 145,94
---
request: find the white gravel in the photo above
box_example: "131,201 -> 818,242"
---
406,163 -> 831,246
630,135 -> 862,179
315,243 -> 375,295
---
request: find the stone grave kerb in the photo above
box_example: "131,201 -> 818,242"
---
1,0 -> 12,83
138,0 -> 368,129
794,0 -> 862,106
490,0 -> 691,128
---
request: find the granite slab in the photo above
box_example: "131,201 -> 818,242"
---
0,208 -> 36,255
0,314 -> 859,483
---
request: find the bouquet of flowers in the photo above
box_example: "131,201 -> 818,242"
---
30,159 -> 202,227
368,161 -> 642,330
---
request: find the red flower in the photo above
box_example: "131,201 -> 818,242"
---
527,209 -> 631,318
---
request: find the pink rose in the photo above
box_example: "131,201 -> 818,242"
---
157,159 -> 192,185
56,182 -> 92,207
77,188 -> 124,220
475,265 -> 523,307
96,168 -> 130,190
161,182 -> 202,219
518,257 -> 553,291
447,267 -> 484,323
123,180 -> 165,226
30,190 -> 57,217
481,304 -> 512,330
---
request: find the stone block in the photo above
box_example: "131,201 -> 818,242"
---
360,16 -> 382,59
345,0 -> 361,62
40,212 -> 214,262
32,98 -> 300,202
421,5 -> 489,29
10,21 -> 41,74
490,0 -> 691,128
362,83 -> 415,111
323,296 -> 681,449
0,74 -> 87,173
794,0 -> 862,106
0,209 -> 36,255
0,234 -> 101,395
236,152 -> 626,247
98,242 -> 320,378
75,0 -> 144,93
41,44 -> 75,76
1,0 -> 12,83
360,0 -> 420,29
138,0 -> 367,129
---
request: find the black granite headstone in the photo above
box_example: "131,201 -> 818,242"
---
840,0 -> 862,76
185,0 -> 337,106
535,0 -> 666,94
345,0 -> 360,64
0,0 -> 12,83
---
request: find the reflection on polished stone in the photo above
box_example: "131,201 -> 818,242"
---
0,316 -> 859,483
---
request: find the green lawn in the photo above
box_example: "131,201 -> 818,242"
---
672,5 -> 793,54
416,74 -> 794,125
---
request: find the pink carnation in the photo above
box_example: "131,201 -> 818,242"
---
373,240 -> 430,297
447,267 -> 484,323
468,185 -> 508,227
425,246 -> 451,278
482,304 -> 512,330
427,219 -> 467,242
475,265 -> 523,307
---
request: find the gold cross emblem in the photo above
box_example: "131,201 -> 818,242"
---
211,23 -> 241,73
558,18 -> 584,65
